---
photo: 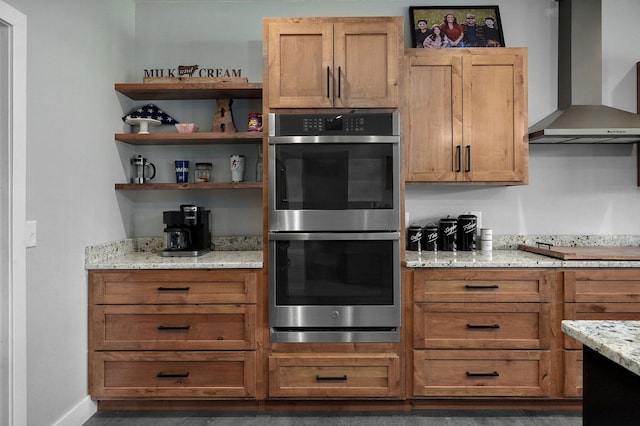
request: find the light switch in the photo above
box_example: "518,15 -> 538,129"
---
26,220 -> 36,247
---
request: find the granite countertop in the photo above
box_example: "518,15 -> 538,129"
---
561,320 -> 640,376
405,250 -> 640,268
85,236 -> 263,270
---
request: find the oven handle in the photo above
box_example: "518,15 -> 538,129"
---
268,135 -> 400,145
269,232 -> 400,241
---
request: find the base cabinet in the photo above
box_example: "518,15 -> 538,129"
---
413,349 -> 551,397
88,269 -> 259,400
411,269 -> 554,399
268,353 -> 401,398
562,269 -> 640,398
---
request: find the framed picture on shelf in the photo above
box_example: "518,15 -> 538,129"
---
409,6 -> 505,49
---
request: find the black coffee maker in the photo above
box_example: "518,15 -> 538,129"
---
161,204 -> 211,257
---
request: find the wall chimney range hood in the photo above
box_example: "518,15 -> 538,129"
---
528,0 -> 640,144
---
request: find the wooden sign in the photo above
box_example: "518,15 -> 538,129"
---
142,65 -> 246,83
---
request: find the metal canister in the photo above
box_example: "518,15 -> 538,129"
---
457,214 -> 477,251
438,217 -> 457,251
422,224 -> 438,251
406,224 -> 423,252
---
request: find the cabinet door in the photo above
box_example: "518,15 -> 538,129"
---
333,21 -> 400,108
404,54 -> 463,182
462,52 -> 528,184
267,22 -> 334,108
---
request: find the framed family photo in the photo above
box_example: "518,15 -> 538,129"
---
409,5 -> 505,49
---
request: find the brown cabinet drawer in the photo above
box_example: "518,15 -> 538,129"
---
414,270 -> 551,303
414,303 -> 550,349
562,303 -> 640,349
564,269 -> 640,303
90,351 -> 256,399
413,350 -> 551,397
563,350 -> 583,398
89,270 -> 257,305
90,305 -> 256,350
268,354 -> 400,398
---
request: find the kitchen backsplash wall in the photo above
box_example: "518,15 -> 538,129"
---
131,0 -> 640,237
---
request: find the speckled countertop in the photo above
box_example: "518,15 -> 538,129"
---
561,320 -> 640,376
406,234 -> 640,268
86,234 -> 640,270
85,236 -> 262,270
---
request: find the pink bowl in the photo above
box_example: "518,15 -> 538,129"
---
175,123 -> 199,133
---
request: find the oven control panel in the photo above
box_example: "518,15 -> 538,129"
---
271,112 -> 399,136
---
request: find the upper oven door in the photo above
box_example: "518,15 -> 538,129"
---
268,137 -> 400,232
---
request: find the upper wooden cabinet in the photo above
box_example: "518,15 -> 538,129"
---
403,48 -> 529,185
264,17 -> 402,109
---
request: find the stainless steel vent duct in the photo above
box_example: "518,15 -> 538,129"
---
528,0 -> 640,143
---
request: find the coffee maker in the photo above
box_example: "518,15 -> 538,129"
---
161,205 -> 211,257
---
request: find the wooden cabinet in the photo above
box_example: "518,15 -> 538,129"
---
114,82 -> 263,191
403,48 -> 528,185
268,353 -> 401,398
562,269 -> 640,397
264,17 -> 402,109
411,269 -> 552,397
88,269 -> 259,399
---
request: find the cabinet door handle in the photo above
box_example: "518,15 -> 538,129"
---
466,323 -> 500,329
327,66 -> 331,98
157,372 -> 190,378
157,325 -> 191,331
465,284 -> 499,290
465,145 -> 471,172
466,371 -> 499,377
455,145 -> 461,172
316,375 -> 347,382
157,287 -> 190,292
337,66 -> 341,98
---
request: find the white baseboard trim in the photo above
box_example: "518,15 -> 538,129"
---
53,396 -> 97,426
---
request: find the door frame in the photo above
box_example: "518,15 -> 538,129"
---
0,2 -> 27,425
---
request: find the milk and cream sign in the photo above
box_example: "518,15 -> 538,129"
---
143,65 -> 244,82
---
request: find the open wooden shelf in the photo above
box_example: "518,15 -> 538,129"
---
115,82 -> 263,100
115,131 -> 263,146
115,182 -> 262,190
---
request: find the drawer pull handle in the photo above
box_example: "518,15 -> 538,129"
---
157,325 -> 191,331
466,324 -> 500,329
316,375 -> 347,382
465,284 -> 499,290
466,371 -> 499,378
157,372 -> 190,378
157,287 -> 190,292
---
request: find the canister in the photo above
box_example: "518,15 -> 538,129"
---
457,214 -> 477,251
194,162 -> 212,182
248,112 -> 262,131
422,224 -> 438,251
406,224 -> 423,252
438,217 -> 457,251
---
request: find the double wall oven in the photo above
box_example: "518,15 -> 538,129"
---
268,112 -> 401,343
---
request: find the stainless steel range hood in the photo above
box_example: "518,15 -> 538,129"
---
528,0 -> 640,144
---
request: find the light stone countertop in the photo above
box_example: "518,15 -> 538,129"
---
561,320 -> 640,376
85,237 -> 262,270
405,249 -> 640,268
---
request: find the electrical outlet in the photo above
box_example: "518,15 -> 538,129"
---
470,211 -> 482,234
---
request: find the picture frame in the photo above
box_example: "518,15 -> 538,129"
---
409,6 -> 505,49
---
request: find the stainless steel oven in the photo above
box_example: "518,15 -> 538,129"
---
269,232 -> 400,342
267,112 -> 401,343
268,112 -> 400,232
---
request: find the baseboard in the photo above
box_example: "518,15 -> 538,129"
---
53,396 -> 97,426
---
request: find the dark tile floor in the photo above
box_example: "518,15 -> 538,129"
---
84,410 -> 582,425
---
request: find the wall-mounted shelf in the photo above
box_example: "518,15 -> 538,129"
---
115,132 -> 263,146
115,182 -> 262,190
115,82 -> 263,100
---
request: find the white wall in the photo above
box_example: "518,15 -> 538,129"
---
4,0 -> 135,424
4,0 -> 640,424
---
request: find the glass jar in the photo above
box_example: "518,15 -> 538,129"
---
194,162 -> 212,182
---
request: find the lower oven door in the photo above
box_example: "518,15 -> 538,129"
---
268,232 -> 400,342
